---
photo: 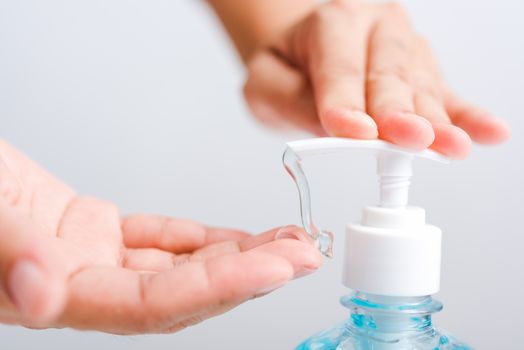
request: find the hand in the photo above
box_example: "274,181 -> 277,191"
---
244,0 -> 510,158
0,140 -> 321,334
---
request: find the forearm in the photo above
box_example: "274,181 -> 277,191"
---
207,0 -> 316,62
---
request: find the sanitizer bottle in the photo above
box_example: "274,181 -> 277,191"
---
283,137 -> 472,350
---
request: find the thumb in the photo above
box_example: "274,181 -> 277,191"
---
0,201 -> 67,325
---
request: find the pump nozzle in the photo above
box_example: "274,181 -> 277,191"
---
283,138 -> 448,257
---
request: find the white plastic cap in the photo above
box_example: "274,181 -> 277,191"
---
342,206 -> 442,296
284,137 -> 448,296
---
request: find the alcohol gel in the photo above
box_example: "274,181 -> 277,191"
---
283,137 -> 472,350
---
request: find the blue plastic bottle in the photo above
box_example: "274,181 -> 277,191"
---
282,138 -> 473,350
295,292 -> 471,350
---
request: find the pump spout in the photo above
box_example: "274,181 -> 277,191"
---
283,147 -> 334,258
283,137 -> 448,258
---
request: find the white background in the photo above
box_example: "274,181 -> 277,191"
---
0,0 -> 523,349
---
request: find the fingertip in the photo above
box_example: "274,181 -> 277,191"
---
275,225 -> 315,244
430,124 -> 472,159
470,116 -> 511,145
275,226 -> 323,272
312,125 -> 329,137
376,112 -> 435,150
321,109 -> 378,139
253,238 -> 323,278
239,226 -> 323,278
206,228 -> 250,244
209,250 -> 295,298
448,102 -> 511,145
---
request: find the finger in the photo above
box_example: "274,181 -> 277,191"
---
366,8 -> 434,149
413,92 -> 471,158
162,236 -> 323,334
249,237 -> 322,278
244,51 -> 323,136
61,238 -> 321,334
190,232 -> 322,280
407,39 -> 471,159
123,241 -> 242,272
122,214 -> 249,253
123,226 -> 316,273
303,4 -> 378,138
161,300 -> 239,333
445,93 -> 511,144
430,124 -> 472,159
123,248 -> 179,272
237,225 -> 302,251
0,151 -> 21,206
157,239 -> 320,324
0,201 -> 68,324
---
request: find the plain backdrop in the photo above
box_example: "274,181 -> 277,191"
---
0,0 -> 523,349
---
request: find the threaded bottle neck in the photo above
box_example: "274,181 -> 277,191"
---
341,291 -> 443,335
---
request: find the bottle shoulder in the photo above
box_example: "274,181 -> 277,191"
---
295,323 -> 472,350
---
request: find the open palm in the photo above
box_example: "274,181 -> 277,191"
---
0,140 -> 321,334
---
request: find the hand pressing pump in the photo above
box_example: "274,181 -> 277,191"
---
283,138 -> 472,350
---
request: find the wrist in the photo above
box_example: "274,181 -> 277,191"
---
207,0 -> 317,63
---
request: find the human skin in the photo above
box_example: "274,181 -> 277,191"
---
0,0 -> 512,335
208,0 -> 510,159
0,141 -> 321,333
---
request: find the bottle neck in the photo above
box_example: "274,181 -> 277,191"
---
341,291 -> 443,335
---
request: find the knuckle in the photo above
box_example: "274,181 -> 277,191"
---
242,85 -> 267,119
326,65 -> 364,80
330,0 -> 346,6
309,2 -> 352,28
242,83 -> 256,104
242,56 -> 266,105
383,1 -> 408,18
414,35 -> 434,56
172,253 -> 191,267
242,80 -> 255,104
309,5 -> 335,27
368,64 -> 411,85
180,315 -> 205,328
415,82 -> 444,100
163,315 -> 207,333
135,276 -> 157,332
87,197 -> 119,216
0,176 -> 21,206
0,160 -> 21,207
243,83 -> 281,126
330,0 -> 363,13
243,82 -> 266,118
415,35 -> 430,48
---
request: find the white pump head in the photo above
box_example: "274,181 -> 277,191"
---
284,137 -> 449,296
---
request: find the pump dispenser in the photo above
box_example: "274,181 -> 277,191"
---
283,138 -> 472,350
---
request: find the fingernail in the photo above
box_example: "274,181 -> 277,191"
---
275,225 -> 300,240
275,225 -> 315,244
294,267 -> 318,279
379,112 -> 435,149
8,259 -> 46,316
322,108 -> 378,139
255,280 -> 287,296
